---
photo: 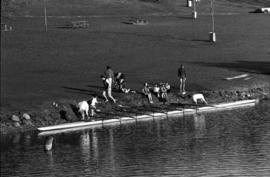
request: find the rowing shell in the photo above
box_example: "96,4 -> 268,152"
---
38,99 -> 258,134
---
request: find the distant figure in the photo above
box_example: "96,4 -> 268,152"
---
178,64 -> 186,94
101,75 -> 109,102
160,84 -> 168,104
165,83 -> 171,93
90,95 -> 99,117
192,93 -> 208,105
114,72 -> 126,91
142,83 -> 153,104
153,84 -> 160,98
104,66 -> 116,103
77,100 -> 90,120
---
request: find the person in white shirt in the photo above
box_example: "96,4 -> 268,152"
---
77,95 -> 99,120
77,100 -> 90,120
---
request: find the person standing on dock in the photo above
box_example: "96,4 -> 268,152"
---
104,66 -> 116,103
178,64 -> 186,94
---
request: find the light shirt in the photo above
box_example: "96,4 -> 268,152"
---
78,101 -> 89,112
91,97 -> 98,108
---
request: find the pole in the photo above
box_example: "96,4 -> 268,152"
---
44,0 -> 48,32
193,0 -> 197,19
210,0 -> 215,33
210,0 -> 216,42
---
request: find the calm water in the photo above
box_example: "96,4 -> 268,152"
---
1,101 -> 270,177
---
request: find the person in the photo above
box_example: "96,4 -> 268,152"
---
90,95 -> 99,117
178,64 -> 186,94
153,84 -> 160,98
160,84 -> 168,104
100,75 -> 109,102
142,83 -> 153,104
77,100 -> 90,120
114,72 -> 126,91
165,83 -> 171,93
104,66 -> 116,103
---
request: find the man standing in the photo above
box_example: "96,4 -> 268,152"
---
104,66 -> 116,103
142,83 -> 153,104
178,64 -> 186,94
100,75 -> 109,102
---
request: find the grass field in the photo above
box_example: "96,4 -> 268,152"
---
1,0 -> 270,112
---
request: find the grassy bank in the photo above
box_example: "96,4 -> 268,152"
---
1,84 -> 270,135
1,1 -> 270,134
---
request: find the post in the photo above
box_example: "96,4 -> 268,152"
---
209,0 -> 216,42
192,0 -> 197,19
187,0 -> 192,7
44,0 -> 48,32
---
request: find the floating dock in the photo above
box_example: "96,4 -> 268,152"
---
38,99 -> 258,136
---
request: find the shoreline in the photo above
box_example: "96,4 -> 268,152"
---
1,84 -> 269,135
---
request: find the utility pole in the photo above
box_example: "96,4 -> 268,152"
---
44,0 -> 48,32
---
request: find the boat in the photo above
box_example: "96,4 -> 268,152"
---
38,99 -> 258,136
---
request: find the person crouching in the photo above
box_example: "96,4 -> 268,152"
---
77,100 -> 91,120
77,95 -> 99,120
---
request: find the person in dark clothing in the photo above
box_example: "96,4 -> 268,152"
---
178,64 -> 186,94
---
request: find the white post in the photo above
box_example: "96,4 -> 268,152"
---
187,0 -> 192,7
192,0 -> 197,19
209,0 -> 216,42
44,0 -> 48,32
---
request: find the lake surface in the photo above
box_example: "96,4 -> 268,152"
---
1,101 -> 270,177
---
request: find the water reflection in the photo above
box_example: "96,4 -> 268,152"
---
44,136 -> 54,151
12,134 -> 21,144
23,134 -> 31,146
80,131 -> 90,163
1,101 -> 270,177
193,114 -> 206,139
109,128 -> 116,172
91,129 -> 99,160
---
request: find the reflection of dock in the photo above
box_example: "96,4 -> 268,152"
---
38,99 -> 258,136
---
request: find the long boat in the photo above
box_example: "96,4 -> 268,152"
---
38,99 -> 258,136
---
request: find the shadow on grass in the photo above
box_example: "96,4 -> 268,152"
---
62,86 -> 97,95
192,61 -> 270,75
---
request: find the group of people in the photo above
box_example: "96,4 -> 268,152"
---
142,82 -> 171,104
78,64 -> 187,120
100,66 -> 132,103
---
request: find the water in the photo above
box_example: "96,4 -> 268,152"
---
1,101 -> 270,177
